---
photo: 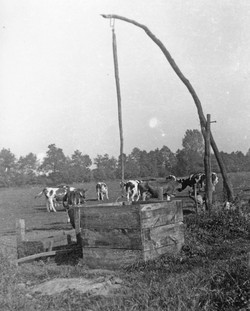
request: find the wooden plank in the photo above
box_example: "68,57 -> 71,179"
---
143,242 -> 183,261
81,205 -> 140,230
140,201 -> 183,228
141,222 -> 185,252
26,229 -> 76,242
15,246 -> 82,265
81,228 -> 142,249
82,248 -> 142,269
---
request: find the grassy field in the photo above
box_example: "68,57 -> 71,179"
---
0,174 -> 250,310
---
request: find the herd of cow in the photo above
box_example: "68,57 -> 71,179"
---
34,172 -> 219,223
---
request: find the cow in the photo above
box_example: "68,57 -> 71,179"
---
35,186 -> 75,213
120,180 -> 142,201
63,188 -> 87,224
138,178 -> 181,202
176,172 -> 219,193
199,172 -> 219,191
96,182 -> 109,201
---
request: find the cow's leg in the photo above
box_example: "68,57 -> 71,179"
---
49,197 -> 57,212
131,190 -> 135,201
66,209 -> 70,223
46,200 -> 51,212
106,190 -> 109,200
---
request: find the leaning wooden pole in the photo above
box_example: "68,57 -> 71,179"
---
112,24 -> 124,181
101,14 -> 234,201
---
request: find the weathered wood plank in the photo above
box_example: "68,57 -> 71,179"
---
143,242 -> 183,261
15,246 -> 82,266
81,205 -> 140,229
141,222 -> 185,252
81,228 -> 142,249
140,200 -> 183,228
82,248 -> 142,269
26,229 -> 76,242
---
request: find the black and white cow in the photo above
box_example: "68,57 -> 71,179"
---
35,186 -> 75,213
176,172 -> 219,193
120,180 -> 142,202
96,182 -> 109,201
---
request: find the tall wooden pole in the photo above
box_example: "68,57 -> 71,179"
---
102,14 -> 234,201
112,25 -> 124,181
204,114 -> 212,212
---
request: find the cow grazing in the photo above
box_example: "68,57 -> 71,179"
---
35,186 -> 74,213
96,182 -> 109,201
120,180 -> 141,202
138,179 -> 181,202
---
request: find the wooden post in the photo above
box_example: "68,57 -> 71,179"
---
204,114 -> 212,212
158,187 -> 163,200
16,219 -> 25,259
112,24 -> 124,182
74,206 -> 82,246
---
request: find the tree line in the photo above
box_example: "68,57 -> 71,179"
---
0,129 -> 249,187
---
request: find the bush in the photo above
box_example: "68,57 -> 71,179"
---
201,259 -> 250,311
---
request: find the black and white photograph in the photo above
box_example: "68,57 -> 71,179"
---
0,1 -> 249,310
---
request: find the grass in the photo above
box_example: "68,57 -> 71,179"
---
0,208 -> 249,311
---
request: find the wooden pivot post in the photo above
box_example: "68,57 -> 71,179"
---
204,114 -> 213,212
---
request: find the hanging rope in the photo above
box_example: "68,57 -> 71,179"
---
110,18 -> 125,183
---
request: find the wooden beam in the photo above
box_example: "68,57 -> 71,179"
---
101,14 -> 234,202
15,246 -> 82,266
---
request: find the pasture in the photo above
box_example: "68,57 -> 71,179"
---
0,174 -> 250,310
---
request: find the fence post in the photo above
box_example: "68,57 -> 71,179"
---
16,219 -> 25,259
74,206 -> 81,246
158,187 -> 164,200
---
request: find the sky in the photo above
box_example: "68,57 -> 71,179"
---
1,0 -> 250,162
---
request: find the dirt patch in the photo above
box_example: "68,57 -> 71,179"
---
31,276 -> 123,296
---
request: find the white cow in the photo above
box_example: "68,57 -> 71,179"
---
96,182 -> 109,201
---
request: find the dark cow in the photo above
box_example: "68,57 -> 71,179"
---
138,178 -> 181,201
120,180 -> 142,201
63,188 -> 87,223
96,182 -> 109,201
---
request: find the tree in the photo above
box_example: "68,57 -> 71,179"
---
0,148 -> 17,186
69,150 -> 92,182
39,144 -> 67,184
182,129 -> 204,156
175,129 -> 204,175
156,146 -> 177,176
93,154 -> 117,180
16,153 -> 38,185
40,144 -> 66,173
